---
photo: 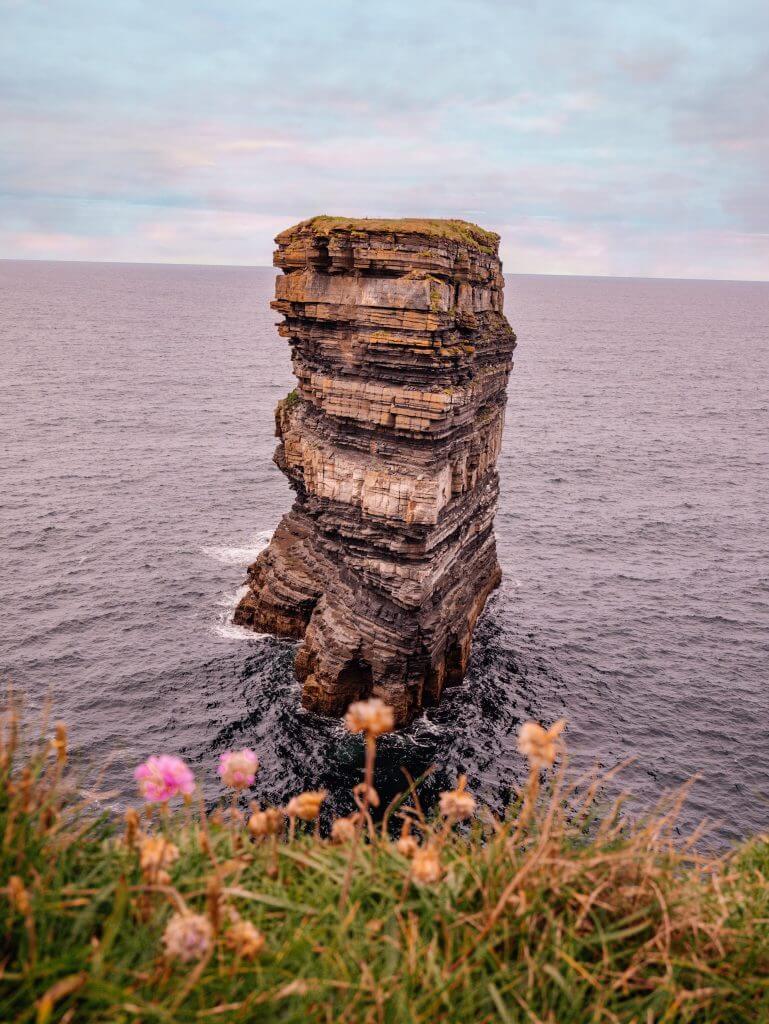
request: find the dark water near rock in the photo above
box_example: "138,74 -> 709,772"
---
2,260 -> 768,846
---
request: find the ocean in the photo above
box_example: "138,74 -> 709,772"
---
1,259 -> 767,845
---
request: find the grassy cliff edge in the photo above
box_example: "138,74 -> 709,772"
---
2,703 -> 768,1023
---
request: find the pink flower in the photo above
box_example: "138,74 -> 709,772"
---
218,749 -> 259,789
134,755 -> 195,803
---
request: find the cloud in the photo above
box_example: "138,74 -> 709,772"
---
0,0 -> 767,278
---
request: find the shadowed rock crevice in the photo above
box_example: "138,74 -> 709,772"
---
233,216 -> 516,725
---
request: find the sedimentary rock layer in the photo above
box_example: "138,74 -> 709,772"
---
234,217 -> 516,725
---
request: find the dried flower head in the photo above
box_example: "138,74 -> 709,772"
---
285,790 -> 327,821
517,719 -> 566,769
124,807 -> 140,849
353,782 -> 380,808
134,755 -> 195,803
396,833 -> 419,858
7,875 -> 31,915
330,816 -> 358,843
439,775 -> 476,821
411,845 -> 442,885
139,835 -> 179,875
52,723 -> 68,765
218,748 -> 259,789
225,919 -> 265,959
344,698 -> 395,737
162,913 -> 213,962
247,806 -> 284,837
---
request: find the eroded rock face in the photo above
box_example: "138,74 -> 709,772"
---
233,217 -> 516,725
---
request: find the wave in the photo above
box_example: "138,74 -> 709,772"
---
205,531 -> 275,641
201,528 -> 274,567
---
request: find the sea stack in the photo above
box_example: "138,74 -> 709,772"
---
234,217 -> 516,725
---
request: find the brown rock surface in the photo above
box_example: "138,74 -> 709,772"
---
233,217 -> 516,725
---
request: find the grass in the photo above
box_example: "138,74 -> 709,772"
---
2,701 -> 769,1023
282,388 -> 300,410
279,216 -> 500,255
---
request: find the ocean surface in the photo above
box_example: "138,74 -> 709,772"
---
1,260 -> 767,846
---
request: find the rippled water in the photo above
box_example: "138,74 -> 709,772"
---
2,260 -> 768,846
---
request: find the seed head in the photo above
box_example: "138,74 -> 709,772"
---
162,913 -> 213,962
124,807 -> 140,849
8,876 -> 31,915
247,806 -> 284,837
439,775 -> 476,821
517,719 -> 566,769
330,816 -> 358,843
396,834 -> 419,858
285,790 -> 327,821
410,845 -> 442,885
225,919 -> 265,959
52,723 -> 68,765
139,835 -> 179,875
344,698 -> 394,737
353,782 -> 380,808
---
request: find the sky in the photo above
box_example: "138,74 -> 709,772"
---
2,0 -> 768,279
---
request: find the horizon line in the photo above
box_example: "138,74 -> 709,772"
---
1,256 -> 768,286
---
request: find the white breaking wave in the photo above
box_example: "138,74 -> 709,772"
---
204,530 -> 274,641
202,528 -> 273,567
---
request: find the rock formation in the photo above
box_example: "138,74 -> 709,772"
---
234,217 -> 516,725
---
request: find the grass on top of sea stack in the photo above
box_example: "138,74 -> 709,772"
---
283,216 -> 500,255
2,697 -> 769,1024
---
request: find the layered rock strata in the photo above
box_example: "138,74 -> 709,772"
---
234,217 -> 516,725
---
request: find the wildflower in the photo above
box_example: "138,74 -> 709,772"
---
344,697 -> 394,737
331,816 -> 358,843
411,845 -> 442,885
247,806 -> 284,837
517,719 -> 566,769
218,748 -> 259,789
134,755 -> 195,803
285,790 -> 327,821
139,835 -> 179,875
163,913 -> 213,962
225,919 -> 265,959
439,775 -> 476,821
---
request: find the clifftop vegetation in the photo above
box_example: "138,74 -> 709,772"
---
2,698 -> 768,1023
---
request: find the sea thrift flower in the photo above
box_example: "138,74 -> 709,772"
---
411,845 -> 442,885
517,719 -> 567,769
344,697 -> 395,737
225,919 -> 265,959
163,913 -> 213,962
139,835 -> 179,875
331,816 -> 358,843
134,755 -> 195,803
439,775 -> 476,822
247,806 -> 284,837
285,790 -> 327,821
218,748 -> 259,789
